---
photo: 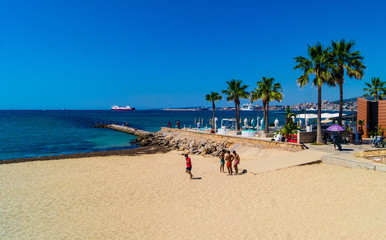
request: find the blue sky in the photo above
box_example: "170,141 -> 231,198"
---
0,0 -> 385,109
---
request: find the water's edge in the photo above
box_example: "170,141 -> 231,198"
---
0,145 -> 169,165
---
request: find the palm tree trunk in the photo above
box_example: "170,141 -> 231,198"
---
265,101 -> 269,133
235,100 -> 240,132
317,85 -> 322,144
338,82 -> 343,126
212,101 -> 215,129
263,101 -> 266,128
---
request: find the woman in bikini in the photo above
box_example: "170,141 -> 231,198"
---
233,151 -> 240,174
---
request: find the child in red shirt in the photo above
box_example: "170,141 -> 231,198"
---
185,154 -> 193,179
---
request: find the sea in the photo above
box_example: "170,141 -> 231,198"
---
0,109 -> 339,161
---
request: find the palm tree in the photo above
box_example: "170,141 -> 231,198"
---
205,92 -> 222,130
251,77 -> 283,133
285,106 -> 296,125
330,40 -> 366,125
363,77 -> 386,101
294,43 -> 335,144
222,79 -> 249,133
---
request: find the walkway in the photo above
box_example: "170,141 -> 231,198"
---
306,140 -> 386,172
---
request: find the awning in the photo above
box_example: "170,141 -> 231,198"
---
296,113 -> 346,119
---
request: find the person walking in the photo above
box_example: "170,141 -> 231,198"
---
185,154 -> 193,179
233,151 -> 240,174
225,151 -> 234,175
331,132 -> 342,151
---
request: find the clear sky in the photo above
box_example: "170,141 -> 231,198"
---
1,0 -> 385,109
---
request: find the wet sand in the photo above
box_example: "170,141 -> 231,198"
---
0,149 -> 385,239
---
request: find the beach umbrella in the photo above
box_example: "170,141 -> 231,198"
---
327,124 -> 345,132
260,118 -> 265,130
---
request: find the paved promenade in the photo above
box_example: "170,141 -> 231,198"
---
306,139 -> 386,172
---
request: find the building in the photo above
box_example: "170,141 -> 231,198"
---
357,97 -> 386,137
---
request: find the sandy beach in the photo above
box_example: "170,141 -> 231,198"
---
1,149 -> 385,239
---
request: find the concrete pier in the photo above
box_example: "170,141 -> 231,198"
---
107,124 -> 152,137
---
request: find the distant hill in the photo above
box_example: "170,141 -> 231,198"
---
330,96 -> 373,104
331,97 -> 358,104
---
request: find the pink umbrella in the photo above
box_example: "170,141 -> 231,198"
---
327,125 -> 345,132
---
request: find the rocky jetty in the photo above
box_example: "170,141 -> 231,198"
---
131,128 -> 303,158
132,130 -> 232,157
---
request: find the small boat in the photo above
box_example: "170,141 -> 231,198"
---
240,103 -> 254,111
111,105 -> 136,111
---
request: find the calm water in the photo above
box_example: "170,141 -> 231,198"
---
0,109 -> 302,160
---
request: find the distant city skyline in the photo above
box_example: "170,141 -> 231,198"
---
1,0 -> 385,110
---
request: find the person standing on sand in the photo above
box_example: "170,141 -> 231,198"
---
219,149 -> 226,173
176,121 -> 180,129
233,151 -> 240,174
168,122 -> 171,128
185,154 -> 193,179
225,151 -> 234,175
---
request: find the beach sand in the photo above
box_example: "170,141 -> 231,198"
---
0,149 -> 385,239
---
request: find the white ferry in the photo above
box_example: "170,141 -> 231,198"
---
240,103 -> 254,111
111,105 -> 136,111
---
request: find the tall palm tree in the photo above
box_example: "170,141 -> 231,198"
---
251,77 -> 283,133
330,39 -> 366,125
222,79 -> 249,133
294,43 -> 335,144
363,77 -> 386,101
205,91 -> 222,129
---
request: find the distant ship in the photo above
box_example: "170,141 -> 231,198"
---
111,105 -> 136,111
240,103 -> 254,111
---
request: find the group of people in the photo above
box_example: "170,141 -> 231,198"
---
184,150 -> 241,179
219,150 -> 240,175
167,121 -> 181,129
350,127 -> 364,144
329,126 -> 364,151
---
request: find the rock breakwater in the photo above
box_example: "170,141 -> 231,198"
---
132,128 -> 304,157
132,130 -> 232,157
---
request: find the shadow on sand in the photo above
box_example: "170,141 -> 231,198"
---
227,169 -> 247,176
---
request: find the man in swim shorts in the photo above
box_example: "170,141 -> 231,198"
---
185,154 -> 193,179
233,151 -> 240,174
219,149 -> 226,173
225,151 -> 234,175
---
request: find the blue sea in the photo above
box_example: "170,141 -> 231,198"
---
0,109 -> 318,161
